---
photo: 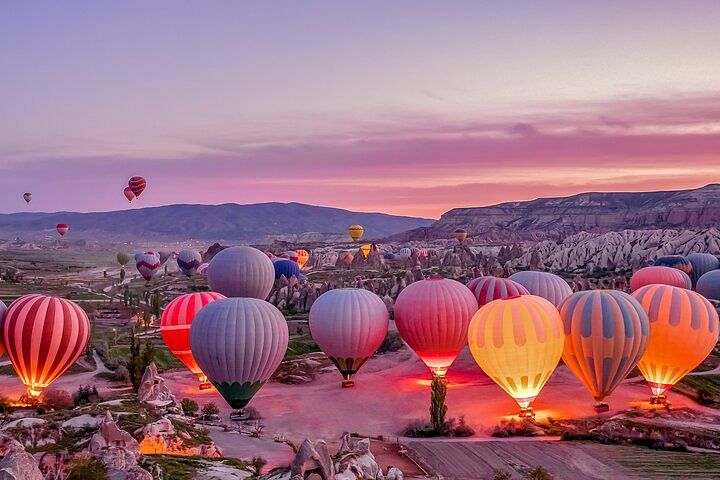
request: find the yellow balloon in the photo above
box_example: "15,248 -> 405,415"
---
296,249 -> 309,268
348,224 -> 364,242
468,295 -> 564,416
360,244 -> 371,258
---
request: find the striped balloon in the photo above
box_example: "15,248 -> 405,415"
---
630,266 -> 691,292
160,292 -> 225,387
468,295 -> 564,415
56,224 -> 69,237
135,253 -> 161,281
196,263 -> 209,275
399,247 -> 412,258
176,249 -> 202,277
632,285 -> 719,401
559,291 -> 649,407
472,276 -> 529,308
687,253 -> 720,288
208,246 -> 274,299
128,176 -> 147,197
697,270 -> 720,301
189,298 -> 289,411
395,278 -> 478,377
465,276 -> 485,294
653,255 -> 692,276
309,288 -> 389,387
273,259 -> 302,280
2,295 -> 90,397
509,271 -> 572,308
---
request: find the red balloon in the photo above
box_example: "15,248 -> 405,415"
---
2,294 -> 90,397
161,292 -> 225,387
123,186 -> 135,202
630,266 -> 691,292
128,176 -> 147,197
394,278 -> 478,377
56,224 -> 69,237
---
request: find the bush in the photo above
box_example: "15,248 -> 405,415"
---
402,416 -> 475,438
181,398 -> 199,416
41,389 -> 74,411
527,466 -> 553,480
377,331 -> 404,354
447,416 -> 475,437
201,402 -> 220,419
244,406 -> 262,420
73,385 -> 101,406
490,418 -> 540,438
67,456 -> 108,480
249,456 -> 268,476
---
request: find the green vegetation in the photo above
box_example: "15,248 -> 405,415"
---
139,456 -> 250,480
67,456 -> 109,480
181,398 -> 199,416
678,374 -> 720,407
284,339 -> 320,359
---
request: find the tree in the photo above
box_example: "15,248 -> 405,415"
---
40,389 -> 74,410
249,456 -> 267,476
430,375 -> 448,434
151,291 -> 163,318
181,398 -> 199,416
201,402 -> 220,419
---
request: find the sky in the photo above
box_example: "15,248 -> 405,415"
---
1,1 -> 719,219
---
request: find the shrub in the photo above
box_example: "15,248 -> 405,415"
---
377,331 -> 404,354
41,389 -> 74,411
67,456 -> 108,480
249,456 -> 268,476
201,402 -> 220,419
73,385 -> 101,406
181,398 -> 199,416
527,466 -> 553,480
490,419 -> 540,438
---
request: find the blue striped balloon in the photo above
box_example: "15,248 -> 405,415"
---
273,259 -> 302,280
687,253 -> 720,288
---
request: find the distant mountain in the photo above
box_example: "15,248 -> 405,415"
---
391,184 -> 720,243
0,202 -> 433,243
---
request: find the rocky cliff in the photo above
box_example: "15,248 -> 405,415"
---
392,184 -> 720,242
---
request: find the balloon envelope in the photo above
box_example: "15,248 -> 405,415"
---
399,247 -> 412,258
273,259 -> 302,280
128,176 -> 147,197
56,224 -> 69,237
309,289 -> 389,383
360,244 -> 371,259
632,285 -> 719,398
116,252 -> 132,267
348,224 -> 364,242
208,246 -> 274,299
343,254 -> 354,265
177,250 -> 202,277
394,278 -> 478,376
653,255 -> 692,276
295,249 -> 309,267
196,263 -> 209,275
508,271 -> 572,308
471,276 -> 529,308
468,295 -> 563,411
453,228 -> 467,242
559,291 -> 649,404
2,294 -> 90,397
630,266 -> 691,292
123,187 -> 135,202
697,270 -> 720,301
189,298 -> 289,409
687,253 -> 720,287
23,193 -> 31,204
136,253 -> 161,281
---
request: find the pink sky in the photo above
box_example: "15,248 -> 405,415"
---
1,2 -> 719,218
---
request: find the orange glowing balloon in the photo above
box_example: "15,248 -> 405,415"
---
295,249 -> 309,267
360,244 -> 371,259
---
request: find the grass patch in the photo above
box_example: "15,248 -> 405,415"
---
678,374 -> 720,407
284,340 -> 319,359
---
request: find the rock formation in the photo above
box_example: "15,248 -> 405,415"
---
137,362 -> 180,412
88,412 -> 142,479
0,440 -> 43,480
136,418 -> 222,457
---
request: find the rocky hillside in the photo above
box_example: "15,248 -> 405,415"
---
0,202 -> 432,243
392,184 -> 720,242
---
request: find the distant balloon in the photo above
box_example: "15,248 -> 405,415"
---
632,285 -> 719,403
135,253 -> 161,282
559,291 -> 650,410
471,276 -> 529,308
395,278 -> 478,377
360,244 -> 372,259
176,249 -> 202,277
399,247 -> 412,258
208,246 -> 274,299
295,249 -> 309,268
190,298 -> 289,414
417,248 -> 429,258
128,176 -> 147,197
2,294 -> 90,397
630,266 -> 691,292
453,228 -> 467,243
508,271 -> 572,308
687,253 -> 720,288
653,255 -> 692,276
158,251 -> 173,266
161,292 -> 225,389
116,252 -> 132,268
196,263 -> 209,275
309,289 -> 389,387
468,295 -> 564,417
343,254 -> 354,265
56,224 -> 69,237
696,270 -> 720,302
273,259 -> 302,281
382,252 -> 396,261
348,224 -> 364,242
283,251 -> 299,262
23,193 -> 32,204
265,251 -> 276,260
123,187 -> 135,202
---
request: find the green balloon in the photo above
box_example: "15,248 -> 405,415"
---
116,252 -> 132,267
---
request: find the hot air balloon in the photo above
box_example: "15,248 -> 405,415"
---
116,252 -> 132,268
559,291 -> 650,411
2,294 -> 90,398
136,253 -> 161,282
177,249 -> 202,277
697,270 -> 720,301
158,251 -> 173,266
471,276 -> 529,308
23,193 -> 31,205
360,244 -> 371,259
265,251 -> 276,260
508,271 -> 572,308
196,263 -> 209,276
208,246 -> 274,299
56,224 -> 69,237
630,266 -> 691,292
296,249 -> 309,268
0,300 -> 5,358
632,285 -> 719,404
465,276 -> 484,294
468,295 -> 564,417
348,224 -> 364,242
653,255 -> 692,276
273,259 -> 302,281
283,251 -> 299,263
383,253 -> 397,261
123,187 -> 135,202
344,254 -> 354,265
395,278 -> 477,377
189,298 -> 289,418
161,292 -> 226,389
453,228 -> 467,243
417,248 -> 429,258
309,289 -> 389,387
128,176 -> 147,197
687,253 -> 720,288
399,247 -> 412,258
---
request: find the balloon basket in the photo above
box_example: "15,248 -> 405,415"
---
518,406 -> 535,419
230,410 -> 248,421
198,382 -> 212,391
341,379 -> 355,388
649,394 -> 669,406
593,402 -> 609,413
